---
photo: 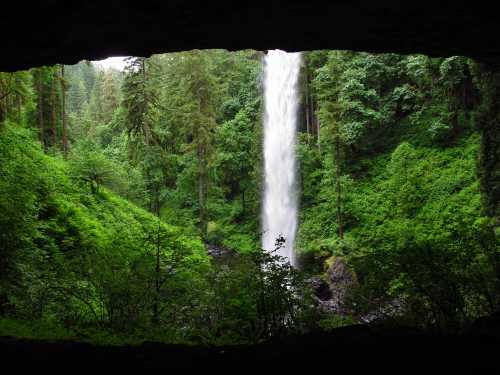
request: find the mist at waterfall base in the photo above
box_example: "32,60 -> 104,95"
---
261,50 -> 302,266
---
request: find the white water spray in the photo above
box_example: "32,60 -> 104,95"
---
262,50 -> 301,266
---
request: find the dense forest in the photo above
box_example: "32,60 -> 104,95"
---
0,49 -> 498,344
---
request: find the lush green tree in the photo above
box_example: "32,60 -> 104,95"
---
1,47 -> 498,342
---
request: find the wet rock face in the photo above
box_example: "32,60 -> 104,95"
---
206,244 -> 238,265
327,257 -> 357,288
311,257 -> 357,315
309,276 -> 332,301
2,2 -> 500,72
206,244 -> 232,258
326,258 -> 358,314
312,257 -> 405,322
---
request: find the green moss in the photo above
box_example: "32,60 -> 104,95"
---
324,255 -> 337,271
317,315 -> 355,331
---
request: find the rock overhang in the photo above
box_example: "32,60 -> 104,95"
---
2,2 -> 500,72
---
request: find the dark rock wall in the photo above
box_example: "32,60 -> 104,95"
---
2,2 -> 500,72
474,64 -> 500,223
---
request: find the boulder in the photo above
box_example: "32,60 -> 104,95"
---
308,276 -> 332,301
309,257 -> 358,315
325,257 -> 357,315
206,244 -> 238,266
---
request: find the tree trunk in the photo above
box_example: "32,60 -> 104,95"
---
335,136 -> 344,239
141,58 -> 153,145
60,65 -> 68,157
196,88 -> 208,240
305,66 -> 311,137
153,205 -> 161,325
37,70 -> 45,147
198,143 -> 208,240
50,70 -> 57,147
241,188 -> 246,216
462,80 -> 468,121
16,94 -> 22,123
449,88 -> 460,141
316,101 -> 321,152
309,77 -> 315,137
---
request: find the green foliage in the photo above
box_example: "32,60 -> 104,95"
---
189,243 -> 315,345
299,51 -> 498,330
317,314 -> 355,331
0,117 -> 311,345
0,47 -> 498,342
0,123 -> 211,340
0,124 -> 50,287
0,318 -> 74,341
117,50 -> 262,246
0,71 -> 35,124
69,139 -> 121,193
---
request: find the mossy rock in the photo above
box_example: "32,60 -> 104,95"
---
324,255 -> 337,272
207,221 -> 218,234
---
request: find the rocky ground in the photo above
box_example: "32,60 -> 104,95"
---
309,257 -> 405,323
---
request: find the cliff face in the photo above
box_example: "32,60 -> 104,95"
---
475,64 -> 500,222
2,2 -> 500,72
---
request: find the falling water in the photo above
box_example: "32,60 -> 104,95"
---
262,50 -> 301,266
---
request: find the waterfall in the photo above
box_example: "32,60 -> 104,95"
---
262,50 -> 301,266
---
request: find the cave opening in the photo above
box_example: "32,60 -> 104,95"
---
0,2 -> 499,371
